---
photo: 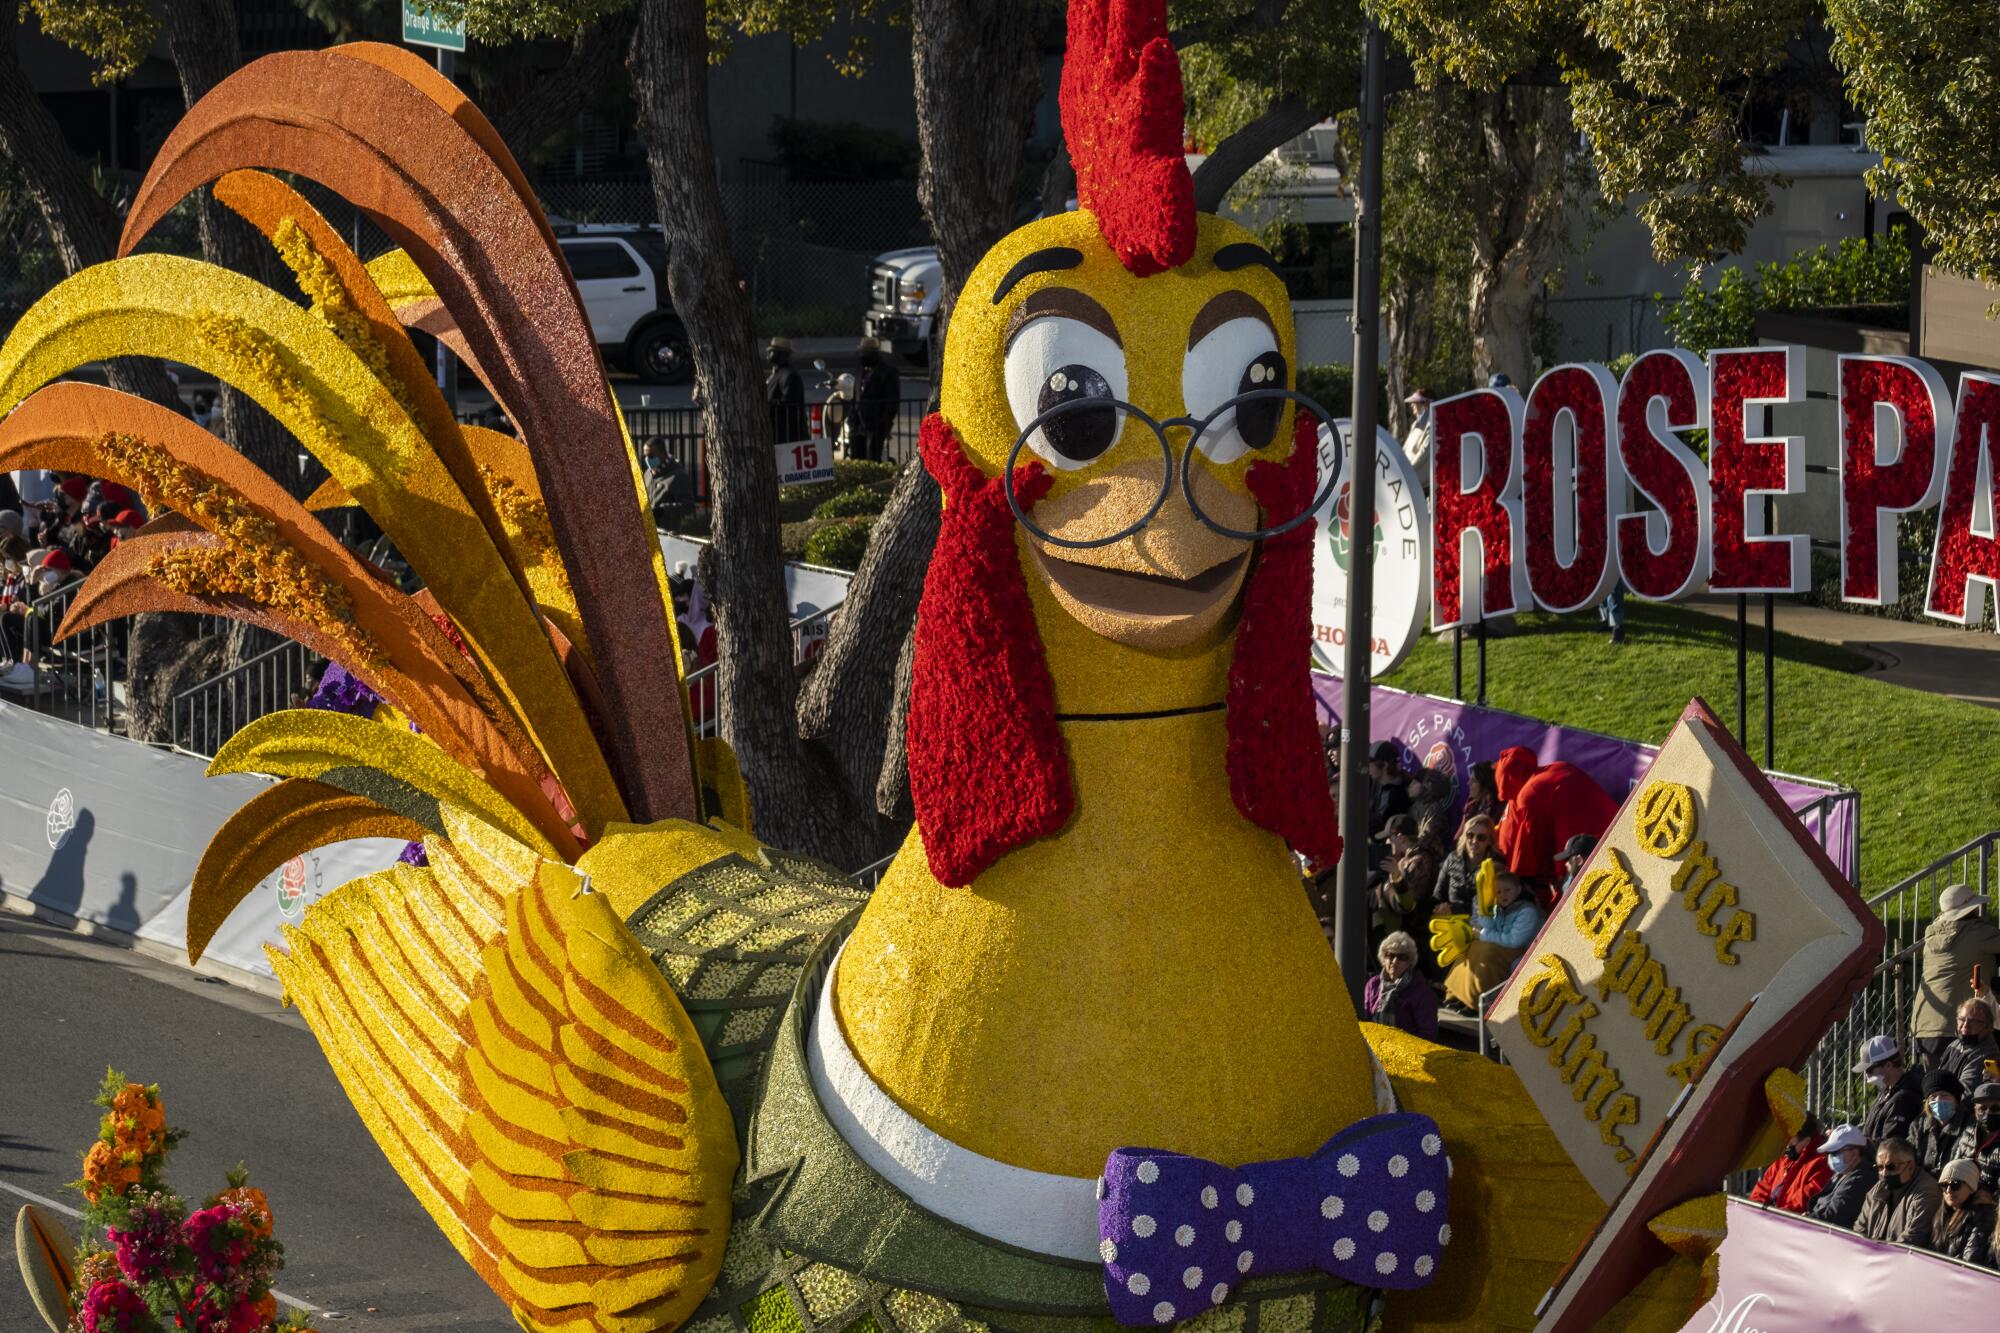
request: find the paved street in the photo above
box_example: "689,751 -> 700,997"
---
0,912 -> 513,1331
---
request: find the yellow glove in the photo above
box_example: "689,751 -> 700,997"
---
1475,855 -> 1498,916
1429,913 -> 1475,969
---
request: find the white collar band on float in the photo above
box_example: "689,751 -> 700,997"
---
805,942 -> 1396,1263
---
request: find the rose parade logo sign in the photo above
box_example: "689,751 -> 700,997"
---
1312,422 -> 1431,679
46,788 -> 76,852
275,856 -> 309,919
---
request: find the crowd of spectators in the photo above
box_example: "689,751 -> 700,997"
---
1730,885 -> 2000,1270
1321,736 -> 1624,1031
2,468 -> 149,692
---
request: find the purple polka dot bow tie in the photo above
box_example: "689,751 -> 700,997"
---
1097,1111 -> 1451,1325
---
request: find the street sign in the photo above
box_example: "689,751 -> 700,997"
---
775,438 -> 833,487
402,1 -> 466,52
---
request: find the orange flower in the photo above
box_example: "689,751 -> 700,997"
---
219,1185 -> 273,1239
110,1083 -> 152,1121
254,1292 -> 277,1323
81,1140 -> 139,1203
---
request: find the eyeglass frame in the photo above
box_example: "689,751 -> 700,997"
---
1002,386 -> 1344,550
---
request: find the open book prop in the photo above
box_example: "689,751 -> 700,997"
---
1487,697 -> 1882,1331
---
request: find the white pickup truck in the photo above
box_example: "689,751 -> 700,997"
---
862,246 -> 942,366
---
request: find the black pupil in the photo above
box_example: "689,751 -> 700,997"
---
1036,363 -> 1118,462
1234,352 -> 1289,449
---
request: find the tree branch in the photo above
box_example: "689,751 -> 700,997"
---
1190,92 -> 1325,213
488,10 -> 639,167
1169,0 -> 1296,52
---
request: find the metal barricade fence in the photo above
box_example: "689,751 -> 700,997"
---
169,637 -> 323,760
612,400 -> 930,511
1800,831 -> 2000,1126
685,602 -> 845,740
15,582 -> 116,730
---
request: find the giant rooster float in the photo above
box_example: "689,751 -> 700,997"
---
4,5 -> 1810,1331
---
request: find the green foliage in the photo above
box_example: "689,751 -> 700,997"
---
777,459 -> 899,522
20,0 -> 156,83
1828,0 -> 2000,287
812,485 -> 887,519
1175,0 -> 1361,155
429,0 -> 906,73
1659,227 -> 1912,353
802,516 -> 874,570
1381,599 -> 1999,892
1296,362 -> 1387,422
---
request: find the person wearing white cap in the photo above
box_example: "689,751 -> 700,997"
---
1808,1123 -> 1873,1229
1399,388 -> 1434,481
1912,882 -> 2000,1070
1856,1034 -> 1925,1148
1930,1158 -> 1996,1265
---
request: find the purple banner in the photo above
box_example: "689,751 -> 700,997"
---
1681,1197 -> 2000,1331
1311,676 -> 1859,884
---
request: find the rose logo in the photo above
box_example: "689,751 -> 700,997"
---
276,856 -> 308,918
46,788 -> 76,851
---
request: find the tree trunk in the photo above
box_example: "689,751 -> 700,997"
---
488,11 -> 639,167
912,0 -> 1050,349
1190,93 -> 1325,213
796,456 -> 940,820
1463,86 -> 1571,389
630,0 -> 863,860
159,0 -> 305,501
0,11 -> 181,409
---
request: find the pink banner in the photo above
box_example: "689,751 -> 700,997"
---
1684,1197 -> 2000,1331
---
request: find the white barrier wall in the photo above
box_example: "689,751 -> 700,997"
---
0,703 -> 404,982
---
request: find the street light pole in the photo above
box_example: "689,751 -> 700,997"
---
1333,18 -> 1387,1011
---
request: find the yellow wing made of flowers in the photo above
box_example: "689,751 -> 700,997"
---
273,804 -> 739,1331
0,40 -> 759,1332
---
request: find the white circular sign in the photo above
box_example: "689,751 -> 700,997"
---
1310,420 -> 1431,678
46,788 -> 75,851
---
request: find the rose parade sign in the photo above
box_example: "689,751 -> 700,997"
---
1317,349 -> 2000,674
1486,699 -> 1880,1330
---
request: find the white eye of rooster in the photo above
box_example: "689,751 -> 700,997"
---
1183,315 -> 1286,465
1004,315 -> 1129,470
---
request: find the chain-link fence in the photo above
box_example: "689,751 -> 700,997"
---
1536,292 -> 1673,366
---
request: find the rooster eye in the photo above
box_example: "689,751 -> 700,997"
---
1035,363 -> 1118,462
1183,316 -> 1285,465
1005,315 -> 1128,470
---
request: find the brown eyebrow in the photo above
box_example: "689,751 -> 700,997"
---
1187,290 -> 1276,350
991,247 -> 1085,303
1003,287 -> 1123,348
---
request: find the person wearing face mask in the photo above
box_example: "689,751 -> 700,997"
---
763,337 -> 808,445
1854,1137 -> 1942,1246
1807,1124 -> 1873,1229
1929,1158 -> 1996,1267
852,337 -> 900,462
1940,996 -> 2000,1092
1747,1113 -> 1831,1214
1855,1034 -> 1924,1148
1914,1069 -> 1975,1178
1912,884 -> 2000,1070
1963,1082 -> 2000,1194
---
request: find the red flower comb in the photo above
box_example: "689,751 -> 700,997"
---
1059,0 -> 1198,276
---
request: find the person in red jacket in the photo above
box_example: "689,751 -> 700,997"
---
1749,1115 -> 1834,1214
1492,746 -> 1621,889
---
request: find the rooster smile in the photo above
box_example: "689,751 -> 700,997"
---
1027,540 -> 1251,649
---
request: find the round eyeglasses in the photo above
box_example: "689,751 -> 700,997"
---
1003,387 -> 1344,550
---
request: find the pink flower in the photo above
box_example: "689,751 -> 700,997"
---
78,1278 -> 152,1333
110,1191 -> 184,1286
181,1203 -> 256,1289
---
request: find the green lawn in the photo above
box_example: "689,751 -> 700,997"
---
1379,601 -> 2000,894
